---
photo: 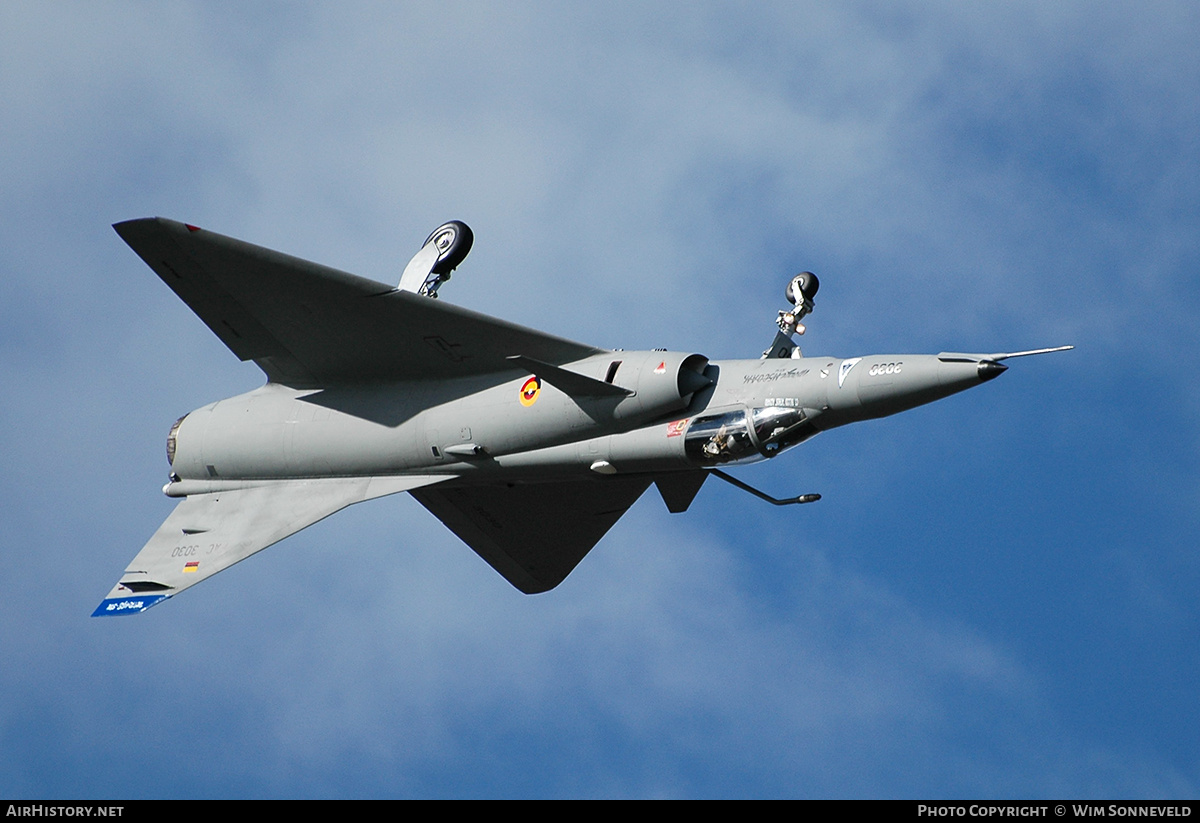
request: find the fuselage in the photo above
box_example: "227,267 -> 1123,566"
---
164,351 -> 1001,495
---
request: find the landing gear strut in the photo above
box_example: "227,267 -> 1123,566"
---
762,271 -> 820,360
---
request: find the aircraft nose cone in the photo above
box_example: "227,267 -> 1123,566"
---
977,360 -> 1008,382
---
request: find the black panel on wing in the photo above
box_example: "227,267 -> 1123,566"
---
114,218 -> 605,387
411,477 -> 652,593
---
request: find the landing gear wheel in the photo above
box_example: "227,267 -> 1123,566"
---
425,220 -> 474,275
785,271 -> 819,305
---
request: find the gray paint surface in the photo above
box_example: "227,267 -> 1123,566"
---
95,220 -> 1069,615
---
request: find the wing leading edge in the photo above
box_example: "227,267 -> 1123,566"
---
114,218 -> 606,386
93,475 -> 446,616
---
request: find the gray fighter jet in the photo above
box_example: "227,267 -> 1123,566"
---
93,218 -> 1071,616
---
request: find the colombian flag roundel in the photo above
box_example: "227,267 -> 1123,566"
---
519,376 -> 541,407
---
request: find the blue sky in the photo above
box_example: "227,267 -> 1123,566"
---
1,1 -> 1197,798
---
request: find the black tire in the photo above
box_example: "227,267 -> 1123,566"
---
786,271 -> 819,304
425,220 -> 474,275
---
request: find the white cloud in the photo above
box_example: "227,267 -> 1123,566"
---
1,0 -> 1197,798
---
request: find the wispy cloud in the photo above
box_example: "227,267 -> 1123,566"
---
1,0 -> 1196,798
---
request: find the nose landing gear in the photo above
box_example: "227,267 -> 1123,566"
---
762,271 -> 820,360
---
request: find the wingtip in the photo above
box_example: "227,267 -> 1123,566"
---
91,593 -> 169,617
112,218 -> 140,235
112,217 -> 164,242
112,216 -> 191,235
112,216 -> 159,228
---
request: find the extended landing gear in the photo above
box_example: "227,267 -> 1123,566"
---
397,220 -> 474,298
762,271 -> 820,360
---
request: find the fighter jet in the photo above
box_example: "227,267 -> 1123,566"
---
93,218 -> 1071,616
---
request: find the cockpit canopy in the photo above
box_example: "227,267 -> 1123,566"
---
684,405 -> 820,465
